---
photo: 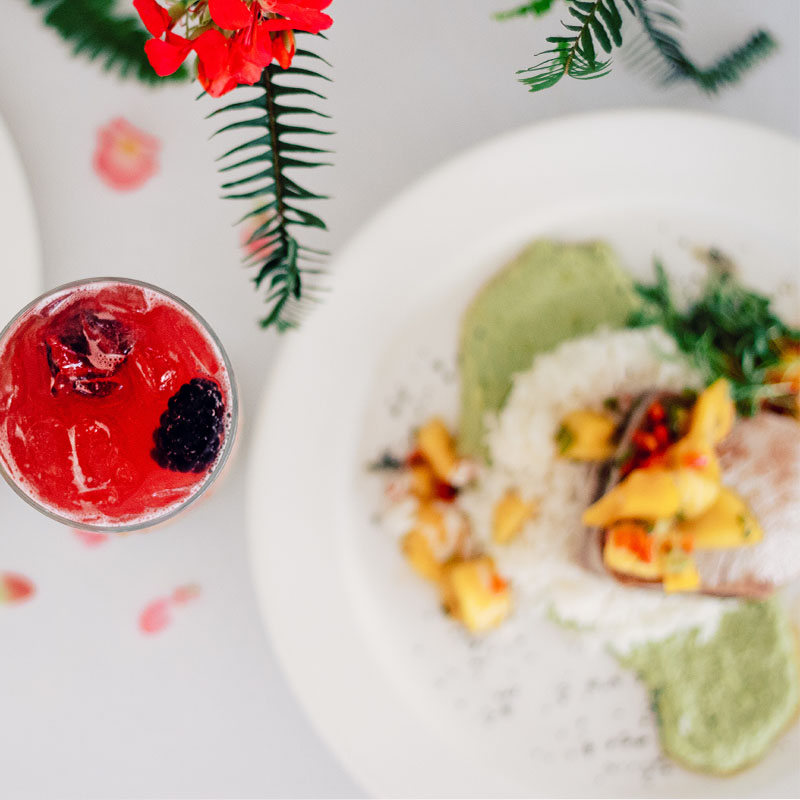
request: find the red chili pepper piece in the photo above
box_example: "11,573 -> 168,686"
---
490,573 -> 509,593
682,452 -> 709,469
633,431 -> 659,452
434,481 -> 458,502
653,424 -> 670,446
406,449 -> 426,468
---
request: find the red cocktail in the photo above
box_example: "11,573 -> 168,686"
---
0,278 -> 237,531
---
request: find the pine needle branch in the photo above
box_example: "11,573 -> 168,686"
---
629,0 -> 777,93
495,0 -> 559,21
29,0 -> 188,84
507,0 -> 776,95
212,51 -> 331,331
517,0 -> 627,92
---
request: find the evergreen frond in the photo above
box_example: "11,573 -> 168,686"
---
495,0 -> 559,21
518,0 -> 629,92
629,0 -> 777,93
29,0 -> 188,84
213,54 -> 331,331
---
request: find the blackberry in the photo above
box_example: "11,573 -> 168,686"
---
152,378 -> 226,473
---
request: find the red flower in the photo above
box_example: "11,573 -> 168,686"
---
93,117 -> 160,191
145,32 -> 193,76
133,0 -> 170,36
272,29 -> 295,69
134,0 -> 333,96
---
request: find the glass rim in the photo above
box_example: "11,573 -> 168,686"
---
0,276 -> 239,533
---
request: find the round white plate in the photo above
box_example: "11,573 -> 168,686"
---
0,112 -> 41,325
247,110 -> 800,798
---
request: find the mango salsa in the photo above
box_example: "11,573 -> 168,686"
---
492,490 -> 537,545
557,409 -> 617,461
663,560 -> 701,593
440,556 -> 512,633
687,378 -> 735,445
583,467 -> 719,528
402,529 -> 443,582
676,487 -> 763,549
417,418 -> 460,484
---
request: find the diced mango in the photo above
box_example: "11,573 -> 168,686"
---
557,409 -> 617,461
687,378 -> 735,445
440,556 -> 512,634
417,418 -> 459,483
603,524 -> 663,580
492,490 -> 537,545
665,436 -> 720,481
583,468 -> 678,526
583,467 -> 719,528
409,464 -> 435,501
672,468 -> 721,519
676,487 -> 764,549
663,559 -> 701,593
401,529 -> 442,582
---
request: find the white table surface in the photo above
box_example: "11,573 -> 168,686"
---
0,2 -> 797,798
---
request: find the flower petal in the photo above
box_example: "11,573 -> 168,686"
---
193,28 -> 230,78
139,598 -> 171,634
144,35 -> 192,76
235,23 -> 273,68
73,528 -> 109,547
295,0 -> 332,8
133,0 -> 171,37
0,573 -> 35,605
271,30 -> 295,69
93,117 -> 161,192
197,58 -> 239,97
267,1 -> 333,33
229,47 -> 264,85
208,0 -> 254,30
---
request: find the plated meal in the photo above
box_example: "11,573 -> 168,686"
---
373,239 -> 800,776
248,111 -> 799,797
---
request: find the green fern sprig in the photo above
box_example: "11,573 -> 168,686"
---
494,0 -> 559,21
518,0 -> 628,92
29,0 -> 188,84
628,0 -> 776,93
211,49 -> 332,330
506,0 -> 776,94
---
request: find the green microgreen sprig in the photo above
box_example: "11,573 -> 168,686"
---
629,262 -> 799,416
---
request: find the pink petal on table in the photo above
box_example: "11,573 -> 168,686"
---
240,210 -> 278,260
139,585 -> 201,634
172,584 -> 201,605
93,117 -> 161,191
72,528 -> 110,548
0,573 -> 35,605
139,597 -> 171,634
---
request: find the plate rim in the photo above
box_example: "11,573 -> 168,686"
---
246,108 -> 800,798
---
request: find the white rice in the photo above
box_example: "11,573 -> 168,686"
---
460,325 -> 735,654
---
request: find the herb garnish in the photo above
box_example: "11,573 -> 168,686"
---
555,424 -> 575,454
368,452 -> 405,471
630,263 -> 800,416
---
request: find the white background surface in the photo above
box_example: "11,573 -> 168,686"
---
0,2 -> 797,798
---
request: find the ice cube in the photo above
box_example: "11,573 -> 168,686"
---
45,311 -> 134,398
68,420 -> 134,503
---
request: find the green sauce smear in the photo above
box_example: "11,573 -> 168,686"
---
619,600 -> 799,774
458,240 -> 638,458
